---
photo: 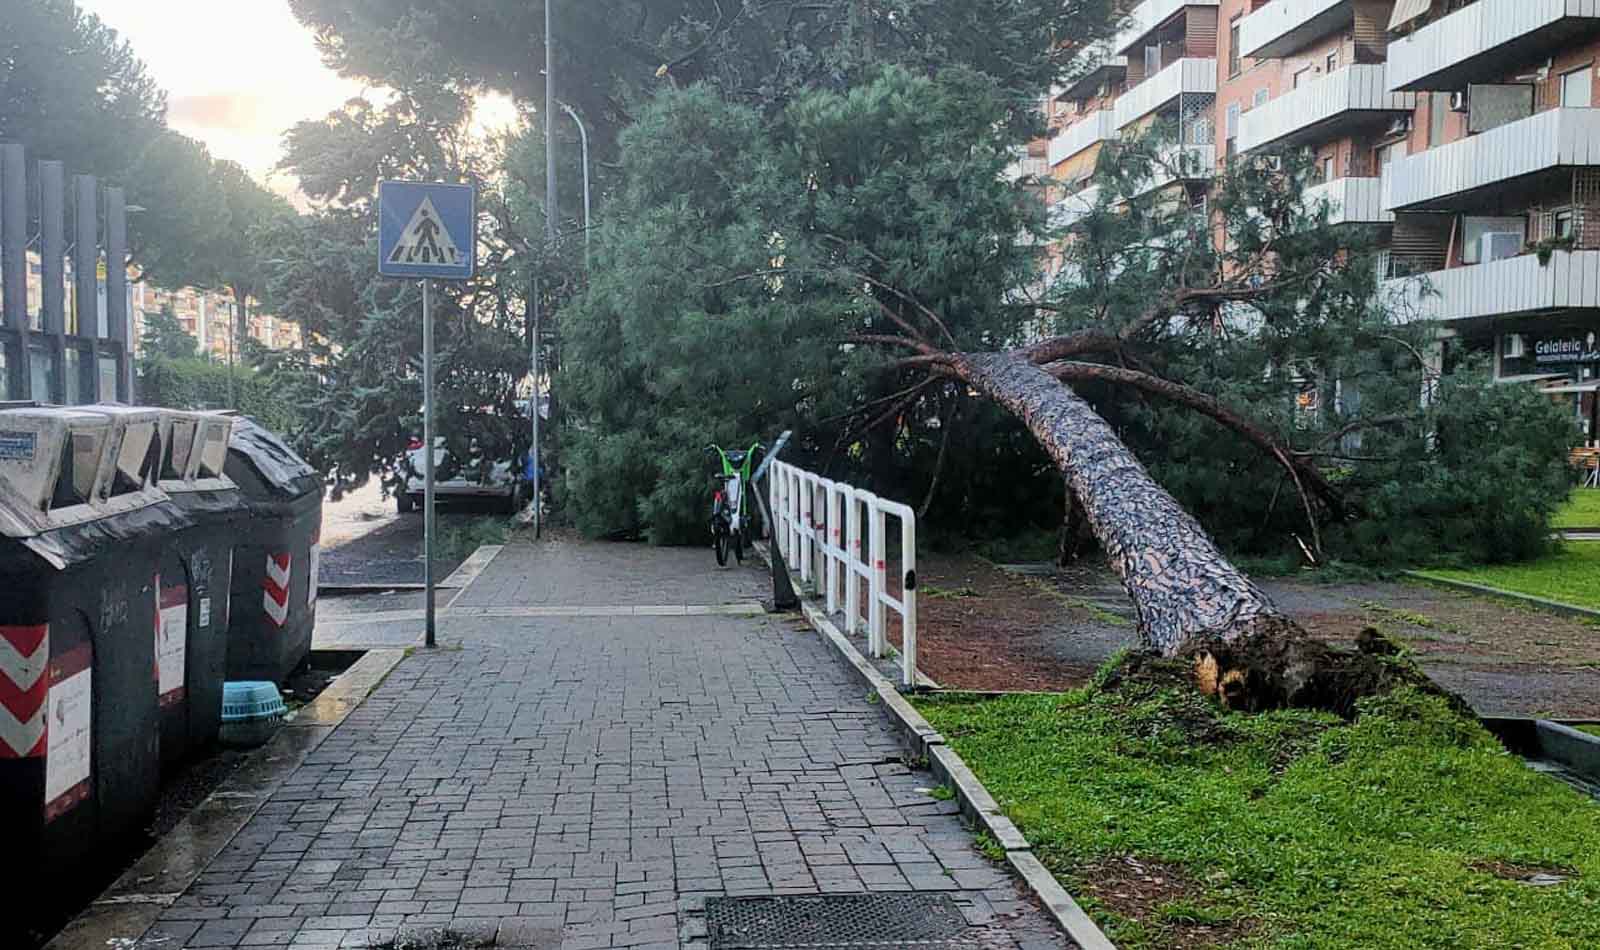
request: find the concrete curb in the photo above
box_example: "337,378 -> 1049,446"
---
788,587 -> 1118,949
1404,571 -> 1600,622
45,648 -> 409,950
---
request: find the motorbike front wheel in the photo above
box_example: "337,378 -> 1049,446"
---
714,530 -> 730,567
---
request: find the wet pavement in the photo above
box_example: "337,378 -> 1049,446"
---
117,542 -> 1073,950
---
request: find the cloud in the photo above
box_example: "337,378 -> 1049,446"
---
167,93 -> 270,134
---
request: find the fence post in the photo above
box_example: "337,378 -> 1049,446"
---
825,484 -> 843,614
845,491 -> 861,635
798,473 -> 812,585
901,512 -> 918,689
869,498 -> 887,658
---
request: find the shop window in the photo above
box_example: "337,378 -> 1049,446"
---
1562,65 -> 1592,108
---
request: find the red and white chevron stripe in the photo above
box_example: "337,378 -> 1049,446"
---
263,552 -> 291,627
0,624 -> 48,759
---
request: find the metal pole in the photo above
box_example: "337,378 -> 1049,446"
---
530,280 -> 542,538
422,279 -> 437,647
544,0 -> 558,245
558,102 -> 591,266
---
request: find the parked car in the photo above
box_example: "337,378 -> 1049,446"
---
396,434 -> 523,513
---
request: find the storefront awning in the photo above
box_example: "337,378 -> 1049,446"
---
1495,373 -> 1569,385
1539,381 -> 1600,395
1388,0 -> 1433,31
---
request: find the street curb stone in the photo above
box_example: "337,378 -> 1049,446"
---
1404,571 -> 1600,622
774,550 -> 1118,950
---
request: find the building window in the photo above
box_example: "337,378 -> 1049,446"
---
1562,65 -> 1593,108
1254,88 -> 1269,108
1461,215 -> 1527,264
1556,208 -> 1576,239
1294,66 -> 1313,88
1322,156 -> 1336,182
1225,102 -> 1241,159
1145,44 -> 1161,77
1326,50 -> 1339,74
1429,91 -> 1450,146
1229,17 -> 1242,78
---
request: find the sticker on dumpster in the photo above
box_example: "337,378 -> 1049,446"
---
308,543 -> 321,607
45,646 -> 92,822
198,597 -> 212,629
0,623 -> 49,759
158,583 -> 188,706
0,431 -> 35,461
263,552 -> 291,627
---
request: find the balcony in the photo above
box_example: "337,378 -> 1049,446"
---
1114,58 -> 1218,130
1114,0 -> 1221,56
1238,0 -> 1353,59
1127,144 -> 1217,197
1304,177 -> 1392,224
1051,185 -> 1105,228
1383,108 -> 1600,211
1386,0 -> 1600,92
1049,111 -> 1118,166
1237,64 -> 1414,154
1385,250 -> 1600,323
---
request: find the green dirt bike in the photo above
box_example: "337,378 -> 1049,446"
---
708,442 -> 762,567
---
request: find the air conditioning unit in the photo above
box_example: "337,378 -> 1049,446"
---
1481,231 -> 1523,263
1450,90 -> 1469,112
1504,334 -> 1527,359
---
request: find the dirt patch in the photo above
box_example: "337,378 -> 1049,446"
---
1467,859 -> 1577,884
882,554 -> 1132,691
1074,855 -> 1258,948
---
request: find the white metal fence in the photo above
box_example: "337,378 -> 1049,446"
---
768,460 -> 920,688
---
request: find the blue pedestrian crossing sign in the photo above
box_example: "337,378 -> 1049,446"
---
378,181 -> 476,279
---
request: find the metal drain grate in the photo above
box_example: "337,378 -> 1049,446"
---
705,893 -> 978,949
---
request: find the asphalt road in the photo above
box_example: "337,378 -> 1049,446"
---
318,480 -> 497,588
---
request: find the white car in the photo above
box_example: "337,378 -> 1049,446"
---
397,435 -> 522,513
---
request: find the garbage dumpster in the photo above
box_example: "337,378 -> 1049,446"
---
0,404 -> 182,885
137,408 -> 244,767
224,416 -> 323,683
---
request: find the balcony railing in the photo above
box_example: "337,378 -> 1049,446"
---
1114,0 -> 1221,56
1237,64 -> 1414,154
1238,0 -> 1353,60
1386,0 -> 1600,92
1050,111 -> 1118,166
1384,249 -> 1600,323
1304,177 -> 1393,224
1114,58 -> 1218,130
1051,185 -> 1105,228
1383,107 -> 1600,211
1127,144 -> 1217,197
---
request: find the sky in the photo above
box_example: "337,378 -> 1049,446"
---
78,0 -> 521,198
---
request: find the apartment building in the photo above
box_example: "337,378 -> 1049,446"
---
1031,0 -> 1600,443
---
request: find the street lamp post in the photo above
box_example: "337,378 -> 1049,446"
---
557,101 -> 591,267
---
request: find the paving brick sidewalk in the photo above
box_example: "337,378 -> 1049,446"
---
139,542 -> 1071,949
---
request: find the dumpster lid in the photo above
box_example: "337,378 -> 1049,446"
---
226,415 -> 320,497
158,410 -> 238,494
0,406 -> 116,539
86,404 -> 169,515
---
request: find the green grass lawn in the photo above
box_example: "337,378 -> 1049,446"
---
1416,543 -> 1600,611
916,677 -> 1600,949
1578,724 -> 1600,738
1555,490 -> 1600,530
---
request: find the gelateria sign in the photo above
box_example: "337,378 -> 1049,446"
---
1534,335 -> 1600,365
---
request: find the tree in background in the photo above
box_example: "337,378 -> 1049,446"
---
138,304 -> 197,360
254,87 -> 532,495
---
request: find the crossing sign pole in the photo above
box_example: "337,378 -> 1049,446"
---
378,181 -> 477,649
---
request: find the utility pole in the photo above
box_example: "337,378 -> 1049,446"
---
544,0 -> 558,245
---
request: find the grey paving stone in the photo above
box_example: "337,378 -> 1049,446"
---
136,543 -> 1072,950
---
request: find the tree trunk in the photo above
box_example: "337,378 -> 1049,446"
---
949,351 -> 1287,654
947,351 -> 1452,716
